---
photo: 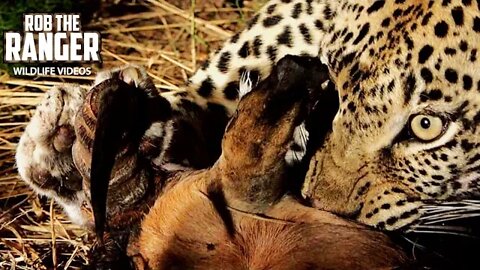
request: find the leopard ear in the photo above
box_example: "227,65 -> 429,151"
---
89,78 -> 149,241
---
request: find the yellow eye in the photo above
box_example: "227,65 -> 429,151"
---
409,115 -> 445,142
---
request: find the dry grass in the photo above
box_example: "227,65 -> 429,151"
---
0,0 -> 259,268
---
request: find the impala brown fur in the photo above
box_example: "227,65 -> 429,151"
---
135,178 -> 406,269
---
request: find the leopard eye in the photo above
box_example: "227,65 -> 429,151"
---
409,114 -> 445,142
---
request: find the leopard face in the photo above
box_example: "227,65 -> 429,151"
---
301,0 -> 480,230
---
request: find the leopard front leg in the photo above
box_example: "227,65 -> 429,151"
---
15,84 -> 89,226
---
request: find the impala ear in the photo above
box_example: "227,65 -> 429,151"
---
89,78 -> 149,241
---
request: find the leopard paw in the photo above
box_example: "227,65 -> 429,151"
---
15,84 -> 90,226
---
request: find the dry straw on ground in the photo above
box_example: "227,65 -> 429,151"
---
0,0 -> 260,268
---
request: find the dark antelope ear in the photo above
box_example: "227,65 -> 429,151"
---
89,78 -> 152,241
218,55 -> 330,211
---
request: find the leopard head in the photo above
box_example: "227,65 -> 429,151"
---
302,0 -> 480,230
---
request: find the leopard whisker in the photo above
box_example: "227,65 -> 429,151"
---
400,235 -> 428,260
406,225 -> 479,239
420,207 -> 480,218
422,214 -> 480,225
419,210 -> 480,221
415,200 -> 480,224
421,199 -> 480,210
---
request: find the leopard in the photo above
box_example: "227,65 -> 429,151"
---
15,0 -> 480,237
